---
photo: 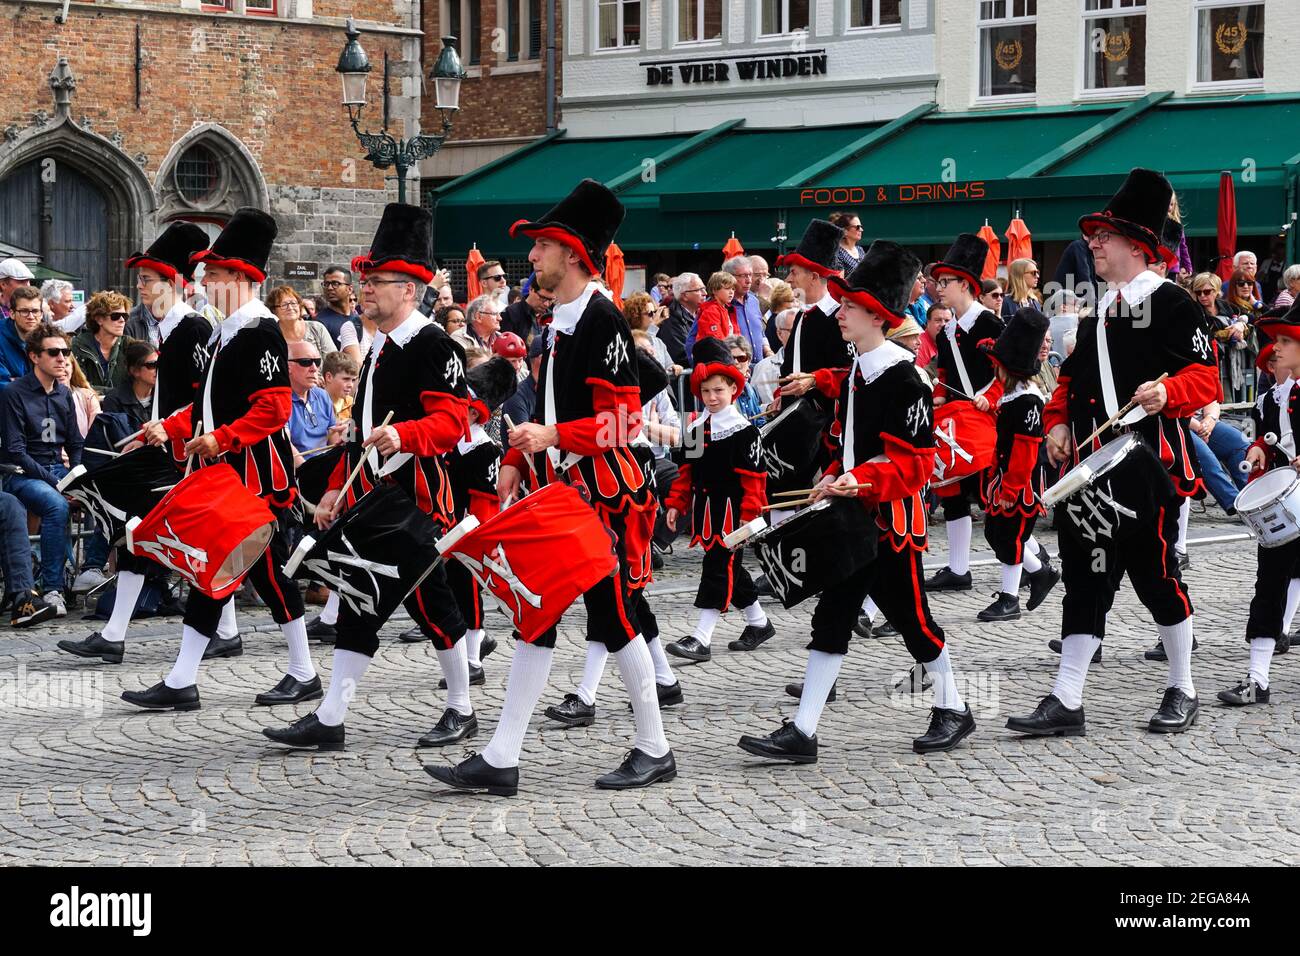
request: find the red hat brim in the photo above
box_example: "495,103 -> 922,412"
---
826,276 -> 905,328
775,252 -> 839,278
509,221 -> 602,276
1079,214 -> 1161,264
190,249 -> 266,283
125,255 -> 180,282
690,362 -> 746,399
350,254 -> 434,284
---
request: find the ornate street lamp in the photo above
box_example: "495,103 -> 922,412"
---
335,18 -> 464,205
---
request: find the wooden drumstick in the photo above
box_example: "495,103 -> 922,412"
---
764,498 -> 815,511
1077,372 -> 1169,450
340,410 -> 395,499
770,483 -> 872,498
502,414 -> 538,486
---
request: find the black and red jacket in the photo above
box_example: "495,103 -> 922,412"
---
448,425 -> 502,527
1044,276 -> 1219,498
663,410 -> 765,548
162,306 -> 295,509
502,284 -> 650,516
983,382 -> 1045,517
153,303 -> 213,464
329,314 -> 469,528
1250,376 -> 1299,471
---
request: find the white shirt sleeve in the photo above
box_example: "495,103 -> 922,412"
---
338,321 -> 358,349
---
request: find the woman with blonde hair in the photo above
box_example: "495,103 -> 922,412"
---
266,284 -> 337,356
1001,258 -> 1042,317
622,291 -> 678,374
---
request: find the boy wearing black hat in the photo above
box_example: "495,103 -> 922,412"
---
925,232 -> 1004,593
975,307 -> 1060,623
661,337 -> 771,663
427,179 -> 676,794
1008,168 -> 1219,738
740,241 -> 976,760
125,208 -> 320,712
264,203 -> 475,752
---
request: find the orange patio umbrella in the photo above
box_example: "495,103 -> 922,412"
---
722,231 -> 745,260
1004,213 -> 1033,265
976,221 -> 1001,280
605,242 -> 626,309
465,244 -> 485,302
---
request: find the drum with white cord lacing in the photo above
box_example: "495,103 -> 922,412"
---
1234,467 -> 1300,548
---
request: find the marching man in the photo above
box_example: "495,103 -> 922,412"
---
263,204 -> 476,752
426,179 -> 676,795
123,208 -> 319,711
1008,168 -> 1219,738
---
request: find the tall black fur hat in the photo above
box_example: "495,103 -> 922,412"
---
777,219 -> 844,277
466,356 -> 518,416
190,207 -> 277,283
979,306 -> 1049,379
689,336 -> 746,398
352,203 -> 435,283
126,221 -> 209,283
932,233 -> 989,294
1157,217 -> 1185,272
827,240 -> 922,328
1079,167 -> 1173,264
509,179 -> 624,276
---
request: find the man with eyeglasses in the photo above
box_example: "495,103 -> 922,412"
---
318,266 -> 362,345
287,341 -> 344,460
0,284 -> 43,394
500,271 -> 555,341
1,324 -> 83,616
0,257 -> 35,323
662,272 -> 703,368
722,255 -> 769,360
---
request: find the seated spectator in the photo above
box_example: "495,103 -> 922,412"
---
0,490 -> 56,626
72,291 -> 133,395
435,283 -> 457,311
662,273 -> 702,367
624,291 -> 678,375
1233,250 -> 1264,304
41,279 -> 78,330
1189,398 -> 1249,514
1044,288 -> 1080,358
762,279 -> 797,355
725,334 -> 764,426
476,259 -> 509,306
979,278 -> 1005,315
101,340 -> 156,434
321,350 -> 358,421
462,345 -> 490,370
687,271 -> 738,361
1,324 -> 85,616
0,258 -> 36,322
650,273 -> 672,305
752,307 -> 795,406
267,285 -> 337,356
493,332 -> 529,383
435,305 -> 467,341
0,284 -> 43,393
59,356 -> 101,438
1002,258 -> 1043,317
1274,264 -> 1300,310
287,341 -> 344,461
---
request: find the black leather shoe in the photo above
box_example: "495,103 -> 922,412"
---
666,636 -> 711,662
480,635 -> 498,660
595,748 -> 677,789
306,617 -> 337,642
925,567 -> 972,591
1275,636 -> 1290,656
913,704 -> 976,754
1047,638 -> 1102,663
754,574 -> 774,598
784,681 -> 836,703
977,592 -> 1021,622
627,681 -> 685,711
439,664 -> 484,689
738,720 -> 817,764
876,620 -> 899,639
1148,687 -> 1198,733
893,662 -> 933,694
651,549 -> 664,571
1006,694 -> 1085,736
57,632 -> 124,664
545,693 -> 596,727
425,752 -> 518,797
203,634 -> 243,660
122,681 -> 200,711
254,673 -> 323,706
398,626 -> 424,643
1025,565 -> 1061,611
1143,636 -> 1199,662
852,614 -> 873,639
728,620 -> 775,651
263,712 -> 345,751
1217,678 -> 1270,707
417,708 -> 479,747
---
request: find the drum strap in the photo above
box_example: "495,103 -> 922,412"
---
1094,305 -> 1121,419
541,334 -> 583,477
791,311 -> 805,375
1279,381 -> 1295,458
945,323 -> 976,397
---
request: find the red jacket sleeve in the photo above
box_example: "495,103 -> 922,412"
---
736,470 -> 766,522
1043,374 -> 1071,432
812,367 -> 848,398
664,462 -> 693,514
1161,362 -> 1221,418
392,391 -> 469,457
553,379 -> 642,457
326,446 -> 349,492
162,403 -> 194,444
503,446 -> 527,472
982,377 -> 1004,408
210,387 -> 290,454
847,433 -> 936,505
1000,433 -> 1042,500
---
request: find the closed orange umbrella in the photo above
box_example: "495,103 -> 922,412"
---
605,242 -> 625,309
976,221 -> 1001,280
722,231 -> 745,260
1005,214 -> 1033,265
465,245 -> 485,302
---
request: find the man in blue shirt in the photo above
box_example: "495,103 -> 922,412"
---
0,285 -> 43,394
316,266 -> 362,345
1,324 -> 84,615
287,340 -> 344,459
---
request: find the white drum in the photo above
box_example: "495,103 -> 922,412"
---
1234,467 -> 1300,548
1041,433 -> 1141,509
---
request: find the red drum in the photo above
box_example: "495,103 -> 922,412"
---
932,402 -> 996,489
438,482 -> 618,643
126,463 -> 276,600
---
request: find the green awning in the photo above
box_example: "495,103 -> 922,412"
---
431,94 -> 1300,260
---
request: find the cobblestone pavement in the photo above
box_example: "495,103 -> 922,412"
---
3,505 -> 1299,866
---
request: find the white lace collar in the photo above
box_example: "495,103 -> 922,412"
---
853,340 -> 912,386
217,298 -> 274,347
688,403 -> 747,441
550,281 -> 599,337
1097,270 -> 1167,317
456,422 -> 493,455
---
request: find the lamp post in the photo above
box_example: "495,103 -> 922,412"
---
335,18 -> 464,205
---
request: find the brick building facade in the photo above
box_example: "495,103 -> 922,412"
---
0,0 -> 423,296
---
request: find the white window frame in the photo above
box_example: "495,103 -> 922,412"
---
595,0 -> 642,51
1077,0 -> 1148,101
757,0 -> 810,39
496,0 -> 544,65
1189,0 -> 1265,94
846,0 -> 904,35
675,0 -> 723,47
975,1 -> 1037,106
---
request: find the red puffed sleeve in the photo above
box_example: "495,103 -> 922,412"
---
1000,433 -> 1042,502
554,378 -> 642,457
1161,363 -> 1221,418
1043,374 -> 1071,433
392,390 -> 470,457
503,446 -> 527,472
162,403 -> 193,444
211,387 -> 291,454
664,462 -> 693,514
848,433 -> 936,505
812,366 -> 848,398
467,489 -> 499,525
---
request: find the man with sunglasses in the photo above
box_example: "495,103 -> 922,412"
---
1,325 -> 84,616
476,260 -> 510,307
287,340 -> 345,459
